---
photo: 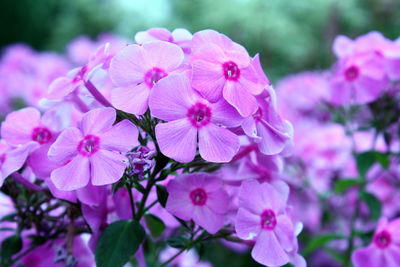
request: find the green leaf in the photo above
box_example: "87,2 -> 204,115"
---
156,185 -> 168,208
145,214 -> 166,238
167,236 -> 188,249
334,179 -> 364,193
360,191 -> 381,221
95,220 -> 145,267
1,235 -> 22,260
356,151 -> 389,177
303,234 -> 345,256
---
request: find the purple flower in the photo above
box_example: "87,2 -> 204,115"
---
352,217 -> 400,267
48,107 -> 139,190
135,28 -> 193,53
109,41 -> 185,115
166,173 -> 230,234
126,146 -> 155,178
149,74 -> 242,163
235,180 -> 304,267
190,30 -> 264,117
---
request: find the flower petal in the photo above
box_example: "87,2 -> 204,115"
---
192,205 -> 224,234
100,120 -> 139,152
251,231 -> 290,267
109,44 -> 147,87
198,124 -> 239,163
90,150 -> 127,186
207,188 -> 230,214
51,155 -> 90,191
210,99 -> 243,127
142,41 -> 184,71
80,107 -> 115,135
48,127 -> 82,163
155,119 -> 197,163
149,74 -> 194,121
223,82 -> 258,117
235,208 -> 261,240
111,83 -> 151,115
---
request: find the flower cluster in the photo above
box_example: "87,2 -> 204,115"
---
1,28 -> 400,267
0,28 -> 298,267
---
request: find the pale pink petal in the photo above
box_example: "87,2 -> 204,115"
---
47,77 -> 78,100
155,119 -> 197,163
190,43 -> 227,64
260,182 -> 287,213
192,205 -> 224,234
80,107 -> 115,135
238,180 -> 265,215
1,107 -> 41,145
76,183 -> 108,206
149,74 -> 195,121
353,76 -> 385,104
109,44 -> 147,87
239,65 -> 264,95
45,178 -> 77,203
28,144 -> 61,178
191,60 -> 226,103
51,155 -> 90,190
256,121 -> 289,155
90,150 -> 127,186
111,84 -> 151,115
385,246 -> 400,267
274,214 -> 295,251
333,35 -> 354,58
198,124 -> 239,163
142,41 -> 184,71
352,246 -> 383,267
223,82 -> 258,117
100,120 -> 139,152
235,208 -> 261,240
210,99 -> 243,127
48,127 -> 82,163
166,180 -> 193,220
1,142 -> 39,181
207,188 -> 229,214
252,231 -> 290,267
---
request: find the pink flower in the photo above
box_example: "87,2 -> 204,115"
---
0,141 -> 38,186
135,28 -> 193,53
47,43 -> 110,100
166,173 -> 230,234
242,88 -> 293,155
48,107 -> 139,190
149,74 -> 242,163
352,217 -> 400,267
109,41 -> 185,115
190,30 -> 264,117
0,107 -> 69,178
328,52 -> 387,105
235,180 -> 302,267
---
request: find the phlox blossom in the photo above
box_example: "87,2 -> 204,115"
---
48,107 -> 138,190
190,30 -> 264,117
149,74 -> 242,163
109,41 -> 185,115
235,180 -> 304,267
352,217 -> 400,267
166,173 -> 230,234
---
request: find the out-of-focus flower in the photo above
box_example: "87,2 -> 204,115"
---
166,173 -> 230,234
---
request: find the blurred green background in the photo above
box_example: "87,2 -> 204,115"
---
0,0 -> 399,82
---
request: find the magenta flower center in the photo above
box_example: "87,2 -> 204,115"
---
187,102 -> 212,128
78,135 -> 100,156
0,153 -> 6,168
344,65 -> 359,81
190,188 -> 207,206
260,209 -> 277,230
374,230 -> 391,249
31,127 -> 53,144
144,67 -> 167,88
223,61 -> 240,81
